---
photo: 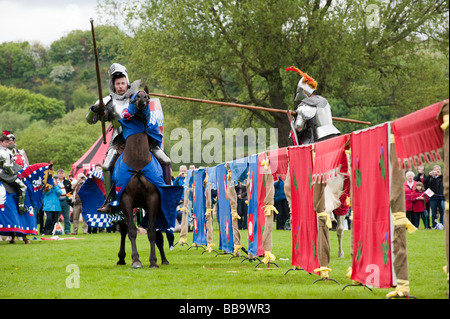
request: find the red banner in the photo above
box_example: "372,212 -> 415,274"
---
350,123 -> 393,288
265,147 -> 289,181
392,99 -> 447,169
288,145 -> 320,274
312,134 -> 349,184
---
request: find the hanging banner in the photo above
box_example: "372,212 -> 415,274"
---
227,157 -> 249,186
0,182 -> 38,236
247,154 -> 264,257
392,99 -> 447,169
265,147 -> 289,181
350,123 -> 394,288
216,163 -> 234,253
192,169 -> 207,246
312,134 -> 349,184
206,166 -> 217,190
288,145 -> 320,274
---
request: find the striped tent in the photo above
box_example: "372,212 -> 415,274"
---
70,125 -> 113,177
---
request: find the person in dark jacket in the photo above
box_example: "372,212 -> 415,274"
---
424,165 -> 445,228
274,179 -> 290,230
236,182 -> 247,230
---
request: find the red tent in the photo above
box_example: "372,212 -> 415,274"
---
70,126 -> 113,177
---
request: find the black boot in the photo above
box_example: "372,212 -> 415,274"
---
97,186 -> 115,214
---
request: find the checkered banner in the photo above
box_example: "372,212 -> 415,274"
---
78,177 -> 124,228
82,211 -> 123,228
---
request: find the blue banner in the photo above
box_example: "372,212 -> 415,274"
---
192,169 -> 207,245
0,182 -> 38,235
215,164 -> 233,253
79,176 -> 124,228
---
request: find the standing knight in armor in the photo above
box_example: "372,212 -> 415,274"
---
86,63 -> 172,213
0,135 -> 27,213
285,66 -> 340,145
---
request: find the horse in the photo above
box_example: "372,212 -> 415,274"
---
115,88 -> 169,269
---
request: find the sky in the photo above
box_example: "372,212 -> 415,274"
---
0,0 -> 100,46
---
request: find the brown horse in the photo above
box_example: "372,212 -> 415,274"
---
116,89 -> 168,269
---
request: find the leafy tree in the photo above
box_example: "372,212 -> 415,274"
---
49,64 -> 75,83
0,41 -> 45,87
0,111 -> 32,139
72,84 -> 97,109
0,84 -> 65,122
102,0 -> 448,147
49,30 -> 92,65
18,108 -> 104,171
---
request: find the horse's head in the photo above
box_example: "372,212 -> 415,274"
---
131,90 -> 150,112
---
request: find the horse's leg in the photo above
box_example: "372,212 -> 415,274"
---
122,197 -> 142,269
336,214 -> 346,258
147,223 -> 158,268
145,191 -> 160,268
156,231 -> 169,265
117,220 -> 127,265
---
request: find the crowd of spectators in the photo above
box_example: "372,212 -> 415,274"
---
404,164 -> 445,230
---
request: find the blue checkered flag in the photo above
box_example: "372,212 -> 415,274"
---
78,176 -> 123,228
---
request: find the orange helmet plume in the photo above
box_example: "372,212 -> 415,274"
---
285,66 -> 318,90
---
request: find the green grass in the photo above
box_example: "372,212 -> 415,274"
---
0,226 -> 447,299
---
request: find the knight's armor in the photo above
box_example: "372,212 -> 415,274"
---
287,66 -> 340,145
294,95 -> 340,145
86,63 -> 172,210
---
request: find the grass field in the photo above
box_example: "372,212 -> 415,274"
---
0,226 -> 447,300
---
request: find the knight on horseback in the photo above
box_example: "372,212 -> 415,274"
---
285,66 -> 350,281
285,66 -> 340,145
86,63 -> 172,213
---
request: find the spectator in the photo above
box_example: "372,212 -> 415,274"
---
71,173 -> 88,235
42,178 -> 62,235
411,182 -> 429,229
414,165 -> 430,227
424,165 -> 445,228
414,165 -> 426,183
55,168 -> 73,234
274,179 -> 290,230
404,171 -> 416,222
174,165 -> 187,194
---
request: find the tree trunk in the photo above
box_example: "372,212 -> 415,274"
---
272,112 -> 291,148
266,71 -> 292,148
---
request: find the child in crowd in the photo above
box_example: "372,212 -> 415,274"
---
411,182 -> 429,229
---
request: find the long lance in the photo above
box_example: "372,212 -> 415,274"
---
90,18 -> 107,144
148,92 -> 372,126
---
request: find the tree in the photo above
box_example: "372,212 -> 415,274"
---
0,84 -> 65,122
0,41 -> 44,87
101,0 -> 448,147
49,30 -> 92,65
19,108 -> 104,171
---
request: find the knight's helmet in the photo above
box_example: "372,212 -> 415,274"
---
285,66 -> 318,102
108,63 -> 130,94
